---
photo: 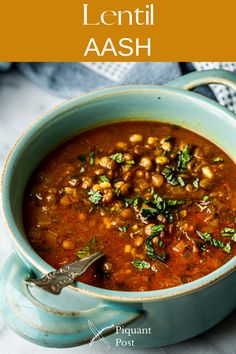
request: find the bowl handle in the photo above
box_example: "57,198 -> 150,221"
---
0,253 -> 143,348
167,69 -> 236,92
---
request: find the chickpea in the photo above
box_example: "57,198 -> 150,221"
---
134,236 -> 144,247
62,239 -> 74,250
123,153 -> 133,161
152,174 -> 164,188
152,237 -> 159,245
202,166 -> 214,179
120,208 -> 132,219
199,178 -> 212,190
100,182 -> 111,189
102,189 -> 114,204
120,183 -> 132,196
99,156 -> 111,168
123,170 -> 133,182
155,156 -> 169,165
107,160 -> 118,171
137,179 -> 149,191
185,183 -> 193,193
144,223 -> 156,236
116,141 -> 128,151
81,176 -> 93,190
161,141 -> 172,152
147,136 -> 158,147
129,134 -> 143,143
136,169 -> 145,178
140,156 -> 152,170
94,168 -> 105,176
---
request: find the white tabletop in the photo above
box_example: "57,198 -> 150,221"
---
0,70 -> 235,354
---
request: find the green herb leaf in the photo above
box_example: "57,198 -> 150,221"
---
131,259 -> 151,269
118,224 -> 129,232
75,237 -> 96,259
141,207 -> 158,219
164,136 -> 173,142
177,176 -> 186,187
223,242 -> 231,253
126,160 -> 135,165
124,195 -> 142,208
211,157 -> 224,163
221,228 -> 236,242
151,224 -> 165,234
177,145 -> 192,172
196,230 -> 231,253
109,152 -> 124,164
146,235 -> 167,262
196,230 -> 212,242
203,195 -> 210,202
162,167 -> 179,186
100,175 -> 109,183
89,151 -> 95,165
88,189 -> 102,204
114,188 -> 121,197
166,199 -> 185,207
77,153 -> 86,162
193,178 -> 199,188
80,166 -> 85,173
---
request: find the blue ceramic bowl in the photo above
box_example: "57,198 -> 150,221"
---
1,70 -> 236,348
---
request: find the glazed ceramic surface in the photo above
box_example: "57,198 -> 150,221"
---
1,70 -> 236,348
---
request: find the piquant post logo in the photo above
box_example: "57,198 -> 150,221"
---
88,320 -> 152,349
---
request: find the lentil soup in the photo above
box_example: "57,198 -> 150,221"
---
23,121 -> 236,291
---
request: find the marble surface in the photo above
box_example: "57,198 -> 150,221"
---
0,71 -> 235,354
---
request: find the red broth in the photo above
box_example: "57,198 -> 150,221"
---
23,121 -> 236,291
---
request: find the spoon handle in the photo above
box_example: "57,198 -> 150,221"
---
26,251 -> 104,294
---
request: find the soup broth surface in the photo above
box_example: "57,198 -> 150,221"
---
24,121 -> 236,291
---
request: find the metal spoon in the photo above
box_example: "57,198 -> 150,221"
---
26,251 -> 104,294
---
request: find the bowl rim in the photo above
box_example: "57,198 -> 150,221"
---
1,83 -> 236,303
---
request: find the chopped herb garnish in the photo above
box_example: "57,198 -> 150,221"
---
114,188 -> 121,197
162,167 -> 178,186
211,157 -> 224,163
100,175 -> 109,183
89,151 -> 95,165
177,176 -> 186,187
118,224 -> 129,232
196,230 -> 231,253
164,136 -> 173,142
203,195 -> 210,202
223,243 -> 231,253
193,178 -> 199,188
77,153 -> 86,162
151,225 -> 165,233
221,228 -> 236,242
166,199 -> 185,207
177,145 -> 192,172
75,237 -> 96,259
124,195 -> 142,208
146,225 -> 167,262
131,259 -> 151,269
110,152 -> 124,164
88,189 -> 102,204
126,160 -> 135,165
80,166 -> 85,173
141,207 -> 158,219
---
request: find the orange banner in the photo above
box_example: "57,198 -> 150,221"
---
1,0 -> 236,61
